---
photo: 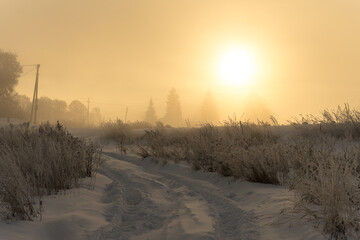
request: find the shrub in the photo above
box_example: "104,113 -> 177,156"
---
101,105 -> 360,238
289,137 -> 360,239
0,122 -> 104,220
101,119 -> 133,140
289,104 -> 360,139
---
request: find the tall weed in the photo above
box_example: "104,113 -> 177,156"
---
0,122 -> 104,220
101,106 -> 360,238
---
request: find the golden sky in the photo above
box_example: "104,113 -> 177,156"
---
1,0 -> 360,123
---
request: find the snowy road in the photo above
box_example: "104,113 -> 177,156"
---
0,145 -> 326,240
87,150 -> 325,240
89,152 -> 259,240
0,128 -> 327,240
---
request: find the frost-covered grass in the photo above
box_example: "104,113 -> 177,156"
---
100,119 -> 133,141
289,137 -> 360,240
102,104 -> 360,239
0,122 -> 104,221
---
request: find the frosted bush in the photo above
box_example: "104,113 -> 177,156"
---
0,122 -> 104,220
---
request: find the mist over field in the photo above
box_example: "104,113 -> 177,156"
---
1,0 -> 360,124
2,1 -> 360,240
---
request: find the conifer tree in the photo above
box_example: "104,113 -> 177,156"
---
144,98 -> 157,124
201,90 -> 219,123
163,88 -> 182,127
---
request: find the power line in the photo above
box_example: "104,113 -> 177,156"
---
20,67 -> 36,77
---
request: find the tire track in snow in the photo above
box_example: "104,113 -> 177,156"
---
156,173 -> 259,240
88,166 -> 171,240
88,152 -> 259,240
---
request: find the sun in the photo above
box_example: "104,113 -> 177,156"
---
218,48 -> 256,86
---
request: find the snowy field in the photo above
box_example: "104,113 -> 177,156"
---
0,127 -> 328,240
0,118 -> 27,127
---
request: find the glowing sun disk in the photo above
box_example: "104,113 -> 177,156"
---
219,49 -> 255,86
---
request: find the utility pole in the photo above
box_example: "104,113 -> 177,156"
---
30,64 -> 40,124
125,107 -> 128,123
87,97 -> 90,126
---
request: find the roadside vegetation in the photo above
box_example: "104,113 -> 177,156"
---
0,122 -> 104,221
102,104 -> 360,240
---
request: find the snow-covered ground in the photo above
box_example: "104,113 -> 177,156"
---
0,174 -> 111,240
0,128 -> 328,240
0,118 -> 27,127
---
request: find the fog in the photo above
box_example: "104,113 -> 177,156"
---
2,0 -> 360,124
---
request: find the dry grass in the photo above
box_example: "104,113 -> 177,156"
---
101,104 -> 360,239
100,119 -> 133,141
0,122 -> 104,221
288,137 -> 360,240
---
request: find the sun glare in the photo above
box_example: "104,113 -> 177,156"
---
218,48 -> 256,86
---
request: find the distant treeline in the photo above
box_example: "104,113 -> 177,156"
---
0,48 -> 102,126
143,89 -> 272,127
1,94 -> 102,127
143,88 -> 221,127
9,95 -> 102,126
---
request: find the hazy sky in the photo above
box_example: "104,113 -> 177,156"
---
1,0 -> 360,123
